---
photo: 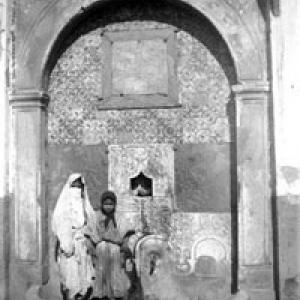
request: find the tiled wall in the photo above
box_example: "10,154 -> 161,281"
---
48,21 -> 231,145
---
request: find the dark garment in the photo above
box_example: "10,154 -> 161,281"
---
92,216 -> 130,299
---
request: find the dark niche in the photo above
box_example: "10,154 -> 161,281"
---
130,172 -> 153,197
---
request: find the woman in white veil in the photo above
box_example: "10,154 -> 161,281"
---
52,173 -> 97,300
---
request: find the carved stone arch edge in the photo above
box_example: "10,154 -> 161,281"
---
12,0 -> 266,90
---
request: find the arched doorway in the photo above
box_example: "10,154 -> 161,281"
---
8,1 -> 273,299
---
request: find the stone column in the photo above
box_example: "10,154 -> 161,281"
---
233,82 -> 275,300
9,90 -> 49,299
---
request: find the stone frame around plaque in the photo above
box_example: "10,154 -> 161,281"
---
99,28 -> 180,110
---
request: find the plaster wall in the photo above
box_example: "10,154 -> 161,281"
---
271,1 -> 300,299
0,0 -> 8,299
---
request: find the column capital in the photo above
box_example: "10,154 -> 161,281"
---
232,81 -> 270,100
9,89 -> 49,109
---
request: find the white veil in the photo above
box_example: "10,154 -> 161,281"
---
51,173 -> 97,253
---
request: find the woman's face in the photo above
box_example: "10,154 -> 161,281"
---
71,177 -> 84,189
102,198 -> 115,214
70,178 -> 84,198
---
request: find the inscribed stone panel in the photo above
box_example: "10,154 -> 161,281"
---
108,144 -> 174,200
112,39 -> 168,95
108,144 -> 175,232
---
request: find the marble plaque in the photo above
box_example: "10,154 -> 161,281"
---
101,29 -> 178,109
108,144 -> 174,200
112,39 -> 168,95
108,144 -> 175,232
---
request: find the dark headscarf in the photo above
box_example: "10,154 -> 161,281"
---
100,190 -> 117,228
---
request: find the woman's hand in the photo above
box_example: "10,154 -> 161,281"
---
62,247 -> 74,258
100,237 -> 121,246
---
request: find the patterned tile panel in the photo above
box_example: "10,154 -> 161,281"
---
48,21 -> 231,145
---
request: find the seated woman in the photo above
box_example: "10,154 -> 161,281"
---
52,173 -> 96,300
91,191 -> 130,300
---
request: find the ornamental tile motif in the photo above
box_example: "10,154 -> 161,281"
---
107,144 -> 175,237
48,21 -> 231,145
169,213 -> 231,265
224,0 -> 254,16
108,144 -> 174,199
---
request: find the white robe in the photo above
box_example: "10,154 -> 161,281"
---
51,173 -> 97,298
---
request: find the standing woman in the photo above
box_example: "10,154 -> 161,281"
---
52,173 -> 96,300
92,191 -> 130,300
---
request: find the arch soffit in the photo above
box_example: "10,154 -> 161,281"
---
16,0 -> 266,90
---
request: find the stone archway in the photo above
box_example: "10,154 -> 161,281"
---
8,1 -> 273,299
